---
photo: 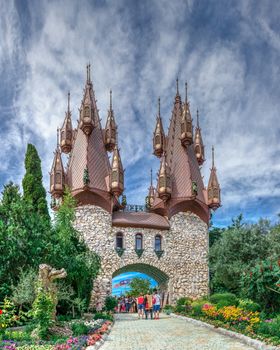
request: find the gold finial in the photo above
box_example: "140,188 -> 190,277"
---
197,109 -> 199,128
158,97 -> 161,116
67,92 -> 70,113
185,82 -> 188,103
57,127 -> 60,148
212,146 -> 215,168
176,77 -> 179,95
150,168 -> 153,186
110,89 -> 112,110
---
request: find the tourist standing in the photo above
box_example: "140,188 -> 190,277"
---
153,290 -> 161,320
137,294 -> 144,319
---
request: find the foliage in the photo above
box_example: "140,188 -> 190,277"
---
191,300 -> 207,316
0,298 -> 19,331
209,227 -> 224,247
238,299 -> 261,312
51,188 -> 100,309
71,322 -> 90,336
240,259 -> 280,311
32,288 -> 54,339
0,183 -> 53,300
22,144 -> 50,220
104,296 -> 118,312
11,269 -> 36,309
210,216 -> 271,294
209,293 -> 238,307
93,312 -> 113,322
254,316 -> 280,339
129,277 -> 151,297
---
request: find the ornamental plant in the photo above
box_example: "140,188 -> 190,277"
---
0,298 -> 19,332
32,288 -> 54,339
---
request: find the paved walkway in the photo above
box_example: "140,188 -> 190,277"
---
101,313 -> 256,350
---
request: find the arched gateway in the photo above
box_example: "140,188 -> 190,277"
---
49,66 -> 221,308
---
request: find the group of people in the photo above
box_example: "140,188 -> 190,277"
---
136,290 -> 161,320
116,290 -> 161,320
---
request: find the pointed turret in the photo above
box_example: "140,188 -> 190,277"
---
110,145 -> 124,197
153,98 -> 165,158
50,128 -> 65,199
60,92 -> 73,153
104,90 -> 117,152
146,169 -> 155,208
194,109 -> 205,165
158,153 -> 171,201
79,64 -> 95,135
180,82 -> 193,147
207,146 -> 221,210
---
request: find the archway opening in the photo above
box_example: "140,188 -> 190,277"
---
112,263 -> 169,296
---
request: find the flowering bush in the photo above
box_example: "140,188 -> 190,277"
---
201,304 -> 219,318
0,298 -> 20,331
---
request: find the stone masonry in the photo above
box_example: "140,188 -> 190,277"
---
74,205 -> 209,308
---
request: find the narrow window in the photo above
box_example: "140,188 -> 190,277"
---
155,235 -> 162,251
116,232 -> 123,249
55,172 -> 61,184
135,233 -> 143,250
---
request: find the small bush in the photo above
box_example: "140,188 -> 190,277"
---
238,299 -> 261,312
209,293 -> 238,306
71,322 -> 89,336
104,296 -> 118,312
191,301 -> 206,316
93,312 -> 113,322
176,297 -> 192,306
254,317 -> 280,338
174,305 -> 186,313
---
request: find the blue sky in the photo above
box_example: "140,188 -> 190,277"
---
0,0 -> 280,227
112,272 -> 157,296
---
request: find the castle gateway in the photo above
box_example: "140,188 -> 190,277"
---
50,66 -> 221,307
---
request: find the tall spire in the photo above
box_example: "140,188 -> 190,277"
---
158,153 -> 171,201
176,77 -> 179,95
180,80 -> 193,147
50,139 -> 65,202
110,145 -> 124,197
153,97 -> 165,158
185,82 -> 188,103
57,127 -> 60,149
60,92 -> 73,154
194,109 -> 205,165
146,168 -> 155,209
207,146 -> 221,210
104,89 -> 117,152
79,64 -> 95,135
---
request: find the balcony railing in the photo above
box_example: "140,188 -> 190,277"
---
122,204 -> 147,212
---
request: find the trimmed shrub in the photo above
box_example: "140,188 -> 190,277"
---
209,293 -> 238,306
191,301 -> 208,316
93,312 -> 113,322
238,299 -> 261,312
104,296 -> 118,312
71,322 -> 89,336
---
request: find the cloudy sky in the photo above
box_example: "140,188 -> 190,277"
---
1,0 -> 280,226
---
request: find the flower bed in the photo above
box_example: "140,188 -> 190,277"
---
0,319 -> 113,350
171,296 -> 280,346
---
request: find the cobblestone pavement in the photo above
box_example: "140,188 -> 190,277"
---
101,313 -> 256,350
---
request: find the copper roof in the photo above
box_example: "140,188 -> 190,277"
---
112,211 -> 170,230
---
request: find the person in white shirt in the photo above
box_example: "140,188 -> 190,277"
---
152,290 -> 161,320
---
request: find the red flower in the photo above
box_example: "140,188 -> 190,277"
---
0,309 -> 3,315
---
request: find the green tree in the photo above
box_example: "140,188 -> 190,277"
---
129,277 -> 151,297
22,144 -> 49,220
210,216 -> 270,294
51,188 -> 100,308
11,269 -> 36,310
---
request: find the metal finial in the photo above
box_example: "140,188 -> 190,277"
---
212,146 -> 215,168
110,89 -> 112,110
185,82 -> 188,103
150,168 -> 153,186
57,127 -> 60,148
176,77 -> 179,95
86,64 -> 89,82
158,97 -> 161,116
197,109 -> 199,128
67,92 -> 70,113
88,63 -> 91,82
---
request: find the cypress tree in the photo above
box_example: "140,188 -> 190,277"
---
22,144 -> 50,220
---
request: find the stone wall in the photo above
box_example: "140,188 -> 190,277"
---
74,205 -> 209,308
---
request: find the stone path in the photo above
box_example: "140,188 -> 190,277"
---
101,313 -> 256,350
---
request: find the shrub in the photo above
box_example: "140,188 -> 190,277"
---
254,317 -> 280,338
238,299 -> 261,312
32,289 -> 54,339
71,322 -> 90,336
104,296 -> 118,312
93,312 -> 113,322
176,297 -> 192,306
191,301 -> 208,316
209,293 -> 238,306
